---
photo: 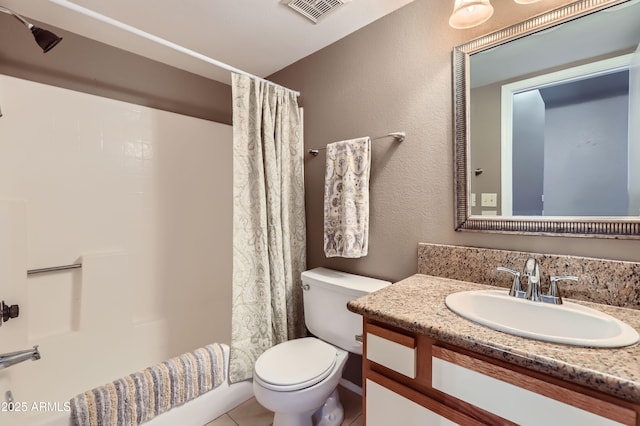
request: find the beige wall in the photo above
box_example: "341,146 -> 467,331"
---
470,83 -> 502,215
0,18 -> 232,124
270,0 -> 640,283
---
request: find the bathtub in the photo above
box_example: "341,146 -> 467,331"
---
26,344 -> 254,426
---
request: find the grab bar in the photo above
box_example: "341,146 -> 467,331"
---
27,263 -> 82,276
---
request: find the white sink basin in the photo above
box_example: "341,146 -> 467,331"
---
445,289 -> 639,348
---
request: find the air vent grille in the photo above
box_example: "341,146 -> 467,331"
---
287,0 -> 346,23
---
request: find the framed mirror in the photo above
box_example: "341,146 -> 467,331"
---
453,0 -> 640,238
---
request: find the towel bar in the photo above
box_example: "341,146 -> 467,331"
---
309,131 -> 405,156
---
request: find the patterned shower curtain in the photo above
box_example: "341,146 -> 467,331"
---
229,73 -> 307,383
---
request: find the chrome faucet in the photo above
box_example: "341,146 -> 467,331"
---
496,266 -> 523,298
498,258 -> 579,305
541,275 -> 578,305
523,258 -> 542,302
0,346 -> 40,369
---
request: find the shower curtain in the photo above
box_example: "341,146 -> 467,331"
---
229,73 -> 307,383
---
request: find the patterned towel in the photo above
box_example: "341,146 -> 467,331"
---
70,343 -> 226,426
324,137 -> 371,258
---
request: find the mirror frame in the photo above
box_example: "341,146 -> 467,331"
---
453,0 -> 640,239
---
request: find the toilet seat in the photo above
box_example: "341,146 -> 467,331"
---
254,337 -> 337,391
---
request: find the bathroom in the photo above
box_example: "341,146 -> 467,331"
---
1,0 -> 639,424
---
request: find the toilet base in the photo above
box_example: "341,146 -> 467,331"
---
272,389 -> 344,426
272,410 -> 315,426
313,389 -> 344,426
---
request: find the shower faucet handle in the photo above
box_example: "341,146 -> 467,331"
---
0,301 -> 20,326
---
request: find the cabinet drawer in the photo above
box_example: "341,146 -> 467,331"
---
432,346 -> 636,426
366,323 -> 416,378
366,372 -> 482,426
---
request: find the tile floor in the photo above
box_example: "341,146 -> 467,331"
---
205,386 -> 363,426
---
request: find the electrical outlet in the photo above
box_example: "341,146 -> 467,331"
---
481,193 -> 497,207
471,193 -> 476,207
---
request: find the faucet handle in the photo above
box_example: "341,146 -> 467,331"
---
543,275 -> 578,305
0,301 -> 20,326
497,267 -> 524,298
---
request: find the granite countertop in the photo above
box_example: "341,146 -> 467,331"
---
347,274 -> 640,404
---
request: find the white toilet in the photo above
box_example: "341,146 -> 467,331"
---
253,267 -> 390,426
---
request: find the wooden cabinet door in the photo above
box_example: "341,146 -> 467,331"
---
366,372 -> 483,426
432,346 -> 637,426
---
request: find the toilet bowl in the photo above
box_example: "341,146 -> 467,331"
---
252,268 -> 390,426
254,338 -> 348,426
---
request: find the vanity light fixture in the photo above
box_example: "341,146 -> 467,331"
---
449,0 -> 541,29
449,0 -> 494,29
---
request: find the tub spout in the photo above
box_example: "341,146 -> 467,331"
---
0,345 -> 40,369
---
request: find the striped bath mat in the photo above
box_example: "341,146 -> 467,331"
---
70,343 -> 226,426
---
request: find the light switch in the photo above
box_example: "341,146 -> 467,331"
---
481,193 -> 497,207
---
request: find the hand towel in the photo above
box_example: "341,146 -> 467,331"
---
324,137 -> 371,258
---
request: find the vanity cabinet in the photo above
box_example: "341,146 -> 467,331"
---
363,319 -> 640,425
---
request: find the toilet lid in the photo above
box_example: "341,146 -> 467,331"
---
254,337 -> 337,391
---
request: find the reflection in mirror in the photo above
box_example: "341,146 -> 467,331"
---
454,0 -> 640,237
500,56 -> 632,217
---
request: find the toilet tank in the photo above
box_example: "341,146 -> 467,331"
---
301,267 -> 390,355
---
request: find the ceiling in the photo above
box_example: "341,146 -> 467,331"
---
1,0 -> 415,85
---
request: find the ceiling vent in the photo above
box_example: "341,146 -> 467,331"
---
287,0 -> 347,24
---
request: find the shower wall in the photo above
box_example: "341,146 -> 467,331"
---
0,74 -> 232,424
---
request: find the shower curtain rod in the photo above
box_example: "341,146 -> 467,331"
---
308,132 -> 405,156
47,0 -> 301,96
